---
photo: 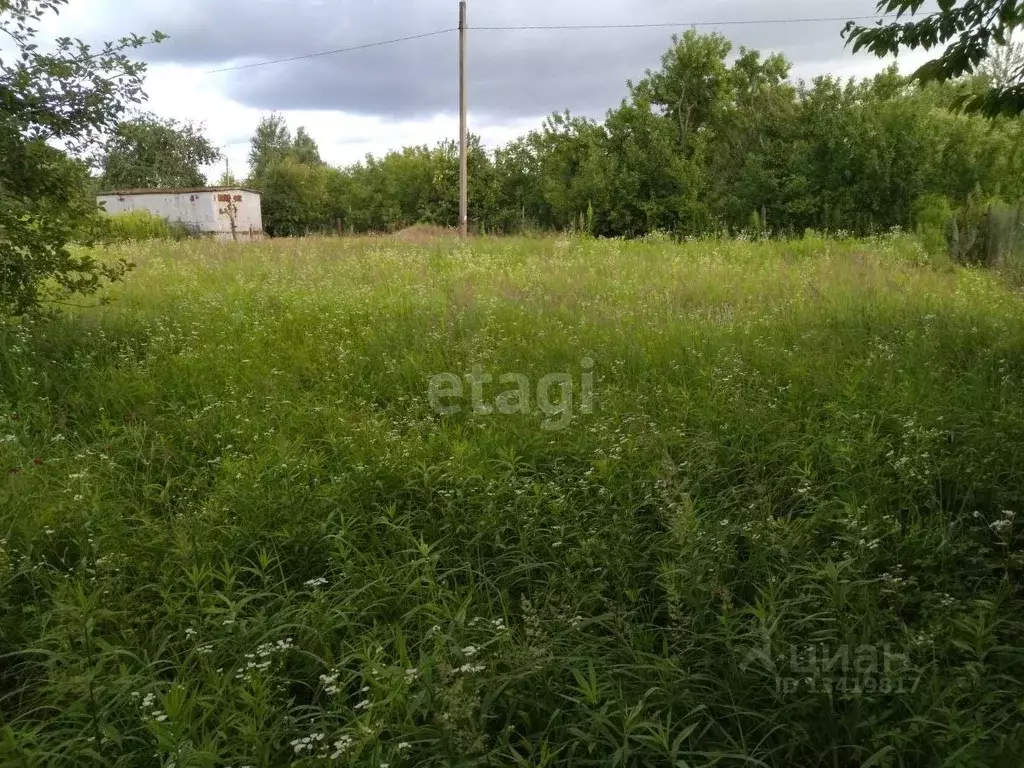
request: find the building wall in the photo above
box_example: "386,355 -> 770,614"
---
211,190 -> 263,240
97,189 -> 264,241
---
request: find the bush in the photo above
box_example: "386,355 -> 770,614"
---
261,158 -> 332,237
99,210 -> 192,243
912,194 -> 954,256
948,194 -> 1023,267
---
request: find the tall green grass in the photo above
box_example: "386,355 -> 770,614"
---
99,210 -> 193,243
1,235 -> 1022,766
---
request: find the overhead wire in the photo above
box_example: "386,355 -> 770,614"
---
474,15 -> 898,31
204,14 -> 901,75
205,29 -> 456,74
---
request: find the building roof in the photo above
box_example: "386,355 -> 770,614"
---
98,186 -> 261,196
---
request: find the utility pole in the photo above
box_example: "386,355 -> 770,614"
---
459,0 -> 468,237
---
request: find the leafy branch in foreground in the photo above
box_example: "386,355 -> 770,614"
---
845,1 -> 1024,116
0,0 -> 164,314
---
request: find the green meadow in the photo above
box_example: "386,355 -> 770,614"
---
1,235 -> 1023,767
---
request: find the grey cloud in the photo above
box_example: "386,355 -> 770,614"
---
76,0 -> 898,120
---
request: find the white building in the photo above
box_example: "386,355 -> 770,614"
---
97,187 -> 264,241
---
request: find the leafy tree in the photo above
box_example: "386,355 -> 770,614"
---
492,137 -> 544,232
0,0 -> 163,314
292,126 -> 323,166
633,30 -> 733,152
97,114 -> 219,189
261,157 -> 331,237
247,116 -> 325,188
526,112 -> 606,231
601,97 -> 693,236
845,1 -> 1024,116
247,113 -> 292,185
980,34 -> 1024,87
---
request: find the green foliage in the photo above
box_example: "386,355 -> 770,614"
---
291,126 -> 323,166
257,32 -> 1024,244
980,35 -> 1024,88
247,114 -> 323,188
319,136 -> 493,234
3,235 -> 1024,765
0,128 -> 126,313
0,0 -> 163,315
845,1 -> 1024,116
98,210 -> 191,243
913,194 -> 955,255
247,113 -> 292,186
260,157 -> 332,237
634,30 -> 733,153
96,114 -> 220,190
949,195 -> 1024,266
215,166 -> 239,187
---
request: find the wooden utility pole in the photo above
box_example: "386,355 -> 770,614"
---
459,0 -> 468,237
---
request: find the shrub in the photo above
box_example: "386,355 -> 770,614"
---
261,157 -> 332,237
100,210 -> 192,243
948,194 -> 1023,267
912,194 -> 954,256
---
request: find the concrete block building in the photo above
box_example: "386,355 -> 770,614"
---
97,187 -> 264,241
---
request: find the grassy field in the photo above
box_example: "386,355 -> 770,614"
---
1,234 -> 1023,767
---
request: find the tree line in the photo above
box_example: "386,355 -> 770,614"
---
83,24 -> 1024,242
233,31 -> 1024,239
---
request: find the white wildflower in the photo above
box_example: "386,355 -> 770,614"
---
331,735 -> 354,759
320,671 -> 342,695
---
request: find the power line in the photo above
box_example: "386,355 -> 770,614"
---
475,14 -> 898,32
205,29 -> 455,74
205,14 -> 900,75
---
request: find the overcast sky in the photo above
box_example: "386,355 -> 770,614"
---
42,0 -> 933,180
